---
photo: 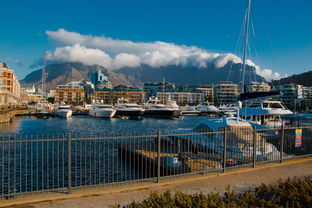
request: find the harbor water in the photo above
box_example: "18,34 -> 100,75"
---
0,115 -> 204,135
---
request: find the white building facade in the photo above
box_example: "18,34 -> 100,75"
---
0,62 -> 20,106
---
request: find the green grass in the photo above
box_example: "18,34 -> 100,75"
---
112,176 -> 312,208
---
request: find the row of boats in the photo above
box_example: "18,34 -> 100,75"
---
53,97 -> 293,130
55,97 -> 183,119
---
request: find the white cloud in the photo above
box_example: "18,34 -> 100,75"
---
255,66 -> 281,81
45,44 -> 113,69
114,53 -> 141,69
45,28 -> 281,80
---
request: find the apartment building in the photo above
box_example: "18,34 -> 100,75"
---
247,82 -> 271,92
274,84 -> 303,109
157,91 -> 204,105
196,84 -> 214,103
143,82 -> 175,98
55,81 -> 85,105
95,85 -> 145,104
0,62 -> 20,106
214,81 -> 238,106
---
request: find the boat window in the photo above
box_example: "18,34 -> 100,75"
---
97,106 -> 109,108
262,103 -> 269,108
248,103 -> 261,108
269,103 -> 283,109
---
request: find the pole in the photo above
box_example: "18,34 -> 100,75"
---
241,0 -> 251,93
280,125 -> 284,163
157,130 -> 161,183
67,133 -> 72,193
223,128 -> 227,173
253,127 -> 257,168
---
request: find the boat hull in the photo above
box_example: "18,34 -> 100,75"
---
56,110 -> 72,118
144,109 -> 182,118
89,109 -> 116,118
115,109 -> 143,118
181,111 -> 201,116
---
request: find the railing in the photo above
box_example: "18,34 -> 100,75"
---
0,126 -> 311,199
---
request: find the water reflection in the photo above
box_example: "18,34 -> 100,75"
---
0,116 -> 21,132
0,116 -> 203,136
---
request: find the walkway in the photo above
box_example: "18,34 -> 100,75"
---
4,158 -> 312,208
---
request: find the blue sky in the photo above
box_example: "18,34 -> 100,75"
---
0,0 -> 311,80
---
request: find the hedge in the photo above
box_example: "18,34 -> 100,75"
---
112,176 -> 312,208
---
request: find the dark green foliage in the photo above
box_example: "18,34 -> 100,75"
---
112,176 -> 312,208
271,70 -> 312,87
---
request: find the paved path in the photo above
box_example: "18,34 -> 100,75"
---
7,158 -> 312,208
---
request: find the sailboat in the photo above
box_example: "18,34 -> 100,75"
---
36,58 -> 50,119
165,0 -> 292,165
237,0 -> 293,128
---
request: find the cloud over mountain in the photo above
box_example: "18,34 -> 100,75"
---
45,28 -> 280,81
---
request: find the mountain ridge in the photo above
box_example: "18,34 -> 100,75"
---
271,70 -> 312,86
21,62 -> 266,90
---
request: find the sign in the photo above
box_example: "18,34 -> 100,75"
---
295,129 -> 302,147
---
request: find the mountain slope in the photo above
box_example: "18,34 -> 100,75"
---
21,61 -> 266,90
272,70 -> 312,86
115,62 -> 265,85
21,62 -> 133,90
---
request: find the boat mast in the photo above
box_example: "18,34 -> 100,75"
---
241,0 -> 251,93
162,77 -> 165,103
42,57 -> 45,106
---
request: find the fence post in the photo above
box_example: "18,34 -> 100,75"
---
280,125 -> 284,163
157,130 -> 161,183
253,127 -> 257,168
223,128 -> 227,173
67,133 -> 72,194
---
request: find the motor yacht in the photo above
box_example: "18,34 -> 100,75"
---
239,100 -> 293,128
114,98 -> 144,118
167,115 -> 290,162
180,105 -> 201,116
143,97 -> 182,118
89,104 -> 116,118
56,105 -> 72,118
195,102 -> 220,115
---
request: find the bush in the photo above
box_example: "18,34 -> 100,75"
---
112,176 -> 312,208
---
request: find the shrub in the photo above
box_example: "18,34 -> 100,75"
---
112,176 -> 312,208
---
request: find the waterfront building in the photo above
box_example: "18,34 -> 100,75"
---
19,88 -> 29,104
157,91 -> 204,105
303,87 -> 312,99
143,82 -> 175,98
27,93 -> 43,104
95,85 -> 145,104
0,62 -> 20,106
214,81 -> 238,106
273,84 -> 303,110
48,90 -> 56,98
55,81 -> 85,105
196,84 -> 214,103
19,85 -> 45,104
91,70 -> 112,89
247,82 -> 271,92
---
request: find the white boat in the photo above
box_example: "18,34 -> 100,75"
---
56,105 -> 72,118
143,97 -> 182,118
180,105 -> 201,116
240,100 -> 293,128
114,98 -> 144,118
196,102 -> 220,115
168,115 -> 290,161
89,104 -> 116,118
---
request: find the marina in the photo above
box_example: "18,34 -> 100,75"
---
1,0 -> 312,205
0,118 -> 311,199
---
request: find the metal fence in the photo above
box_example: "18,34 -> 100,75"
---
0,126 -> 311,199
